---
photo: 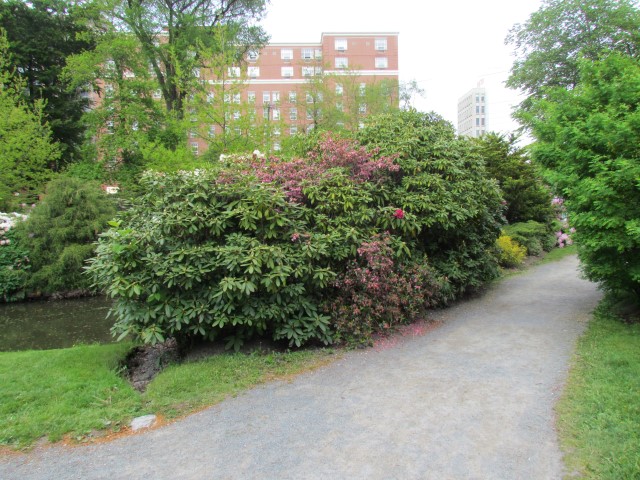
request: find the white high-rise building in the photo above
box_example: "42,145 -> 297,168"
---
457,85 -> 487,138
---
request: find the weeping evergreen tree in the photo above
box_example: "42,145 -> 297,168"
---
13,176 -> 116,295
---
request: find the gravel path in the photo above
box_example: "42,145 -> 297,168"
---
1,255 -> 601,479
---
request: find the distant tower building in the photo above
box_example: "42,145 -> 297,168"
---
457,84 -> 487,138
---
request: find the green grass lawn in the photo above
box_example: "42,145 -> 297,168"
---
557,298 -> 640,479
0,343 -> 335,449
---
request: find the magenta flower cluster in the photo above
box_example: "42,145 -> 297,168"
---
219,134 -> 399,203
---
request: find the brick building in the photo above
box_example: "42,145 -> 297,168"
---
189,32 -> 400,154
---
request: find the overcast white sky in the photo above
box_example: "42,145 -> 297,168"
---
260,0 -> 543,135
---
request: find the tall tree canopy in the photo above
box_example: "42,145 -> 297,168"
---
527,54 -> 640,297
98,0 -> 269,116
506,0 -> 640,118
0,0 -> 95,164
0,31 -> 60,209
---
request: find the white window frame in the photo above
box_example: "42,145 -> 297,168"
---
233,93 -> 241,104
263,92 -> 271,104
375,57 -> 388,69
281,66 -> 294,77
335,83 -> 343,96
306,93 -> 313,104
281,49 -> 293,61
272,91 -> 280,103
248,66 -> 260,78
302,66 -> 314,77
335,57 -> 348,69
375,38 -> 388,51
335,39 -> 347,51
290,125 -> 298,135
301,48 -> 313,60
288,91 -> 297,103
228,66 -> 240,78
247,50 -> 259,62
247,91 -> 256,103
190,142 -> 199,155
289,107 -> 297,120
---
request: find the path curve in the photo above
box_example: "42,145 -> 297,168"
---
1,255 -> 601,479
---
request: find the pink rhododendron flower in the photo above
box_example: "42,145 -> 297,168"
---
393,209 -> 404,219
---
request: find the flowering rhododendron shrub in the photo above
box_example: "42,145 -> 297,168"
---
90,127 -> 505,348
358,110 -> 504,297
325,233 -> 444,345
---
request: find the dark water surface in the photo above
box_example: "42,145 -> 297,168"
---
0,296 -> 115,351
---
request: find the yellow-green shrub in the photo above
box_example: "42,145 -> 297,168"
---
496,235 -> 526,268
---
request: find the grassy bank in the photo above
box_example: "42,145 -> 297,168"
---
557,298 -> 640,479
0,344 -> 335,449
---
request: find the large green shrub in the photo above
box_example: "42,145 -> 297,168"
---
88,170 -> 336,349
13,176 -> 116,295
357,110 -> 505,297
90,125 -> 505,348
473,133 -> 553,224
528,54 -> 640,298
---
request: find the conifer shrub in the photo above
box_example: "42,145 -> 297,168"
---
503,220 -> 556,256
13,176 -> 116,295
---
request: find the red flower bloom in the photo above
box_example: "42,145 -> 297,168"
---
393,209 -> 404,219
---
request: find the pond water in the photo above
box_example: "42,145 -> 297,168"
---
0,296 -> 115,351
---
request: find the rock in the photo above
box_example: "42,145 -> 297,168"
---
130,414 -> 157,432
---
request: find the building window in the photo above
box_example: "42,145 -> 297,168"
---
359,83 -> 366,96
153,89 -> 162,99
189,130 -> 197,138
306,109 -> 313,120
233,111 -> 240,120
315,49 -> 322,59
208,125 -> 215,137
290,107 -> 297,120
335,83 -> 343,96
263,107 -> 270,119
247,91 -> 255,103
281,49 -> 293,61
335,57 -> 348,69
306,93 -> 313,103
476,118 -> 480,126
228,66 -> 240,77
335,38 -> 347,51
247,50 -> 259,62
302,66 -> 314,76
301,48 -> 313,60
248,66 -> 260,78
336,102 -> 343,112
290,126 -> 298,135
281,66 -> 294,77
481,106 -> 485,114
375,38 -> 388,51
359,104 -> 367,114
263,92 -> 270,104
192,68 -> 200,78
289,91 -> 297,103
375,57 -> 388,69
476,105 -> 480,114
481,118 -> 485,126
273,142 -> 281,151
233,93 -> 241,104
272,91 -> 280,103
190,142 -> 199,155
272,108 -> 280,120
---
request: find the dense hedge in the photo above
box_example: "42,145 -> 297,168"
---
89,113 -> 505,348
